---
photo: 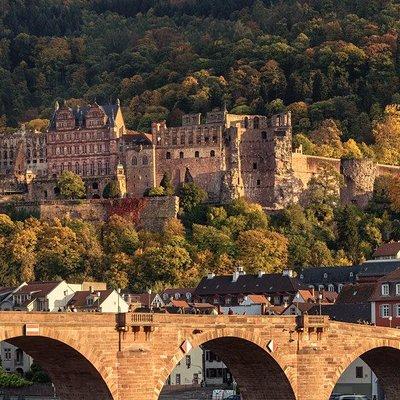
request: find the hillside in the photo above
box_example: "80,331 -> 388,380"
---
0,0 -> 399,145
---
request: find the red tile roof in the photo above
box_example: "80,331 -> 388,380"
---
373,242 -> 400,258
246,294 -> 270,304
67,290 -> 113,309
16,281 -> 62,297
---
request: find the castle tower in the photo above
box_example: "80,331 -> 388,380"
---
340,158 -> 376,208
116,163 -> 127,198
220,123 -> 245,202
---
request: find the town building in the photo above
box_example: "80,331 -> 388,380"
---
67,289 -> 129,313
220,294 -> 271,315
124,292 -> 165,311
194,267 -> 302,307
166,347 -> 204,386
372,241 -> 400,260
160,288 -> 195,303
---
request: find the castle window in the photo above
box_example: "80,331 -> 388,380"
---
212,135 -> 217,143
244,117 -> 249,128
105,162 -> 110,175
132,156 -> 137,166
253,162 -> 257,170
180,135 -> 185,145
210,150 -> 215,157
142,155 -> 148,165
90,162 -> 95,175
262,131 -> 267,140
172,134 -> 177,145
75,162 -> 80,174
166,152 -> 171,160
179,151 -> 184,159
98,162 -> 103,175
195,151 -> 199,158
67,162 -> 72,171
196,134 -> 201,144
188,134 -> 193,145
83,163 -> 87,176
92,182 -> 99,190
257,179 -> 260,186
253,117 -> 260,129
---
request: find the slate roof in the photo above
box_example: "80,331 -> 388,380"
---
194,273 -> 302,296
336,283 -> 376,304
50,103 -> 120,129
299,260 -> 400,286
67,289 -> 113,309
15,281 -> 61,297
122,131 -> 153,146
373,242 -> 400,258
308,303 -> 372,323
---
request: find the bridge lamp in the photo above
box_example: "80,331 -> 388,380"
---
389,315 -> 393,328
117,288 -> 121,313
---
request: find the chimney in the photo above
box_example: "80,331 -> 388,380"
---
89,286 -> 93,293
97,291 -> 101,297
232,266 -> 246,282
207,273 -> 215,280
310,287 -> 315,299
282,269 -> 294,278
258,271 -> 265,278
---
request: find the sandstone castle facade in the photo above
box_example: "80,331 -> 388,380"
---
1,101 -> 400,208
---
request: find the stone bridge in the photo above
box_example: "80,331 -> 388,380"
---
1,312 -> 400,400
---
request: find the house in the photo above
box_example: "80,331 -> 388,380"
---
166,346 -> 204,386
67,289 -> 129,313
372,242 -> 400,260
0,281 -> 77,312
298,259 -> 400,293
194,267 -> 302,307
220,294 -> 271,315
124,293 -> 165,311
370,267 -> 400,327
204,349 -> 234,386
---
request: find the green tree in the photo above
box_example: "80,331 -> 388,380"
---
160,172 -> 175,196
177,182 -> 207,213
57,171 -> 85,199
102,181 -> 121,199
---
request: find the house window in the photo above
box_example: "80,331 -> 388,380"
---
179,151 -> 184,159
396,284 -> 400,296
175,374 -> 181,385
323,273 -> 328,279
4,349 -> 11,360
256,179 -> 260,186
186,355 -> 191,368
166,152 -> 171,159
355,366 -> 363,379
87,298 -> 94,306
318,285 -> 324,291
328,284 -> 334,292
225,297 -> 231,305
381,304 -> 390,318
382,284 -> 389,296
195,151 -> 199,158
396,304 -> 400,317
253,162 -> 257,170
338,284 -> 343,293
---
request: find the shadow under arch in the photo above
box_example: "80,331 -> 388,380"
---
159,335 -> 296,400
6,335 -> 113,400
330,345 -> 400,400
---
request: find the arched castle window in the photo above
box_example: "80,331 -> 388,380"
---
67,162 -> 72,171
142,155 -> 148,165
132,156 -> 137,166
210,150 -> 215,157
75,162 -> 80,174
98,162 -> 102,175
83,162 -> 87,176
179,151 -> 184,159
195,151 -> 199,158
90,162 -> 95,175
166,152 -> 171,159
244,117 -> 249,128
188,133 -> 193,144
180,135 -> 185,145
254,117 -> 260,129
172,134 -> 177,145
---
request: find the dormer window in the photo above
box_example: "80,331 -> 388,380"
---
328,284 -> 334,292
382,284 -> 389,296
87,297 -> 94,306
323,273 -> 328,279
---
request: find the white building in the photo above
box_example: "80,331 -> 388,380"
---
204,349 -> 233,386
0,343 -> 32,374
67,289 -> 129,313
167,347 -> 204,386
220,294 -> 270,315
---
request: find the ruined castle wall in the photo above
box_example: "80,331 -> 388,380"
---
0,197 -> 179,231
292,153 -> 341,187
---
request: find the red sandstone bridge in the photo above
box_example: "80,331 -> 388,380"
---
1,312 -> 400,400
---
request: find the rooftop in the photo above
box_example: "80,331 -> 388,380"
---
373,242 -> 400,258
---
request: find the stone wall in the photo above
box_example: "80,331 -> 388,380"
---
0,196 -> 179,231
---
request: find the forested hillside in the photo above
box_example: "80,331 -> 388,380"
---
1,0 -> 399,156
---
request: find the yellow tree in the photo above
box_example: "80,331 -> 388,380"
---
373,105 -> 400,164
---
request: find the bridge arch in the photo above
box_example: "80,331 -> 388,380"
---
1,325 -> 115,400
329,341 -> 400,400
157,328 -> 297,400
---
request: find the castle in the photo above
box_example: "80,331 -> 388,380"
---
2,101 -> 400,209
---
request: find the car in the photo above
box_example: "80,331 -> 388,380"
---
225,396 -> 241,400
